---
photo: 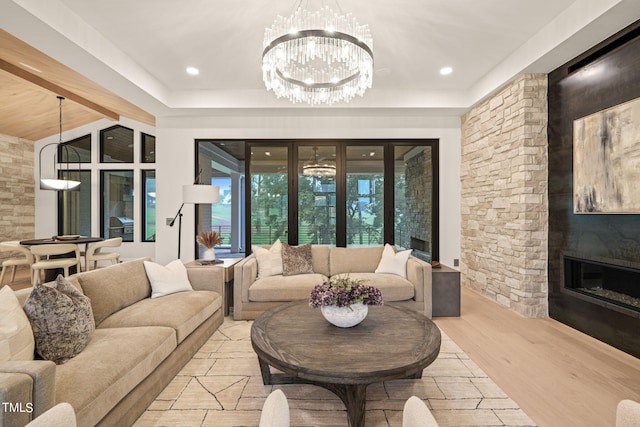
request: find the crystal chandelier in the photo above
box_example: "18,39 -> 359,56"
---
303,147 -> 336,177
262,3 -> 374,105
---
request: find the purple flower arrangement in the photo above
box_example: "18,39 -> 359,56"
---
309,275 -> 384,309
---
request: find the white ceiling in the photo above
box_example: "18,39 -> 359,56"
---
2,0 -> 640,118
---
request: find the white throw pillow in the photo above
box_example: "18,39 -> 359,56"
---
252,239 -> 283,278
144,259 -> 193,298
374,244 -> 413,278
0,285 -> 35,361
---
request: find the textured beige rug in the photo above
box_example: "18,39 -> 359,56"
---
134,317 -> 536,427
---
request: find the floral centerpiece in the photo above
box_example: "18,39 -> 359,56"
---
309,276 -> 383,327
196,230 -> 224,260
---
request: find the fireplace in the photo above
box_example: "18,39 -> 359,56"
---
410,237 -> 431,262
563,256 -> 640,317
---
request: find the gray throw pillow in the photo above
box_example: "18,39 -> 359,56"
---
282,243 -> 314,276
23,275 -> 95,364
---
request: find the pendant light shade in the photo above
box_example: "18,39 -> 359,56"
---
38,96 -> 81,191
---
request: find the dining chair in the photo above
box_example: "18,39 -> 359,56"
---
84,237 -> 122,271
617,399 -> 640,427
30,243 -> 81,285
0,241 -> 35,287
403,396 -> 439,427
259,389 -> 290,427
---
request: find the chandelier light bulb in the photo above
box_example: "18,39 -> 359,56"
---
262,5 -> 374,105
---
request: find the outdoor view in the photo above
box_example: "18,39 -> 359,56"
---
199,140 -> 435,259
210,177 -> 232,245
346,145 -> 384,246
250,146 -> 289,245
298,146 -> 337,245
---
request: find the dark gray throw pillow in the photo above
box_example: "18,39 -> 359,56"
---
23,275 -> 95,364
281,243 -> 314,276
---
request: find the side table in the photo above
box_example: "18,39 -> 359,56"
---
185,258 -> 243,316
432,264 -> 461,316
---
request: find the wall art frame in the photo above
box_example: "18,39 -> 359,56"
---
573,96 -> 640,214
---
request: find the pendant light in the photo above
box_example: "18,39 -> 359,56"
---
38,96 -> 81,191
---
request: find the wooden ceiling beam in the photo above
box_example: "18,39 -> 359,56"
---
0,58 -> 120,121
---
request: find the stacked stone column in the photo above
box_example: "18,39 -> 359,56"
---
461,74 -> 549,317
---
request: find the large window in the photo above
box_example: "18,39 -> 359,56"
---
244,140 -> 438,259
298,146 -> 337,245
60,134 -> 91,163
58,170 -> 91,236
54,126 -> 155,243
142,170 -> 156,242
196,140 -> 246,256
394,145 -> 435,259
249,146 -> 289,246
100,125 -> 134,163
101,170 -> 134,242
346,145 -> 384,246
141,133 -> 156,163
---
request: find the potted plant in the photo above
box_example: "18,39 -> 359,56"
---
196,230 -> 224,261
309,275 -> 383,327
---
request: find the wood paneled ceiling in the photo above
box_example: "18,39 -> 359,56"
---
0,29 -> 154,141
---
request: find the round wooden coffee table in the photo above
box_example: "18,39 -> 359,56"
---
251,301 -> 441,427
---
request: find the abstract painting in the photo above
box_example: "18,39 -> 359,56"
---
573,96 -> 640,214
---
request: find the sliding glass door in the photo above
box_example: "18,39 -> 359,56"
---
298,145 -> 337,245
346,145 -> 384,247
242,139 -> 438,259
249,145 -> 289,246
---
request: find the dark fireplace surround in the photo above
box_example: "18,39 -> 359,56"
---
563,255 -> 640,319
548,21 -> 640,359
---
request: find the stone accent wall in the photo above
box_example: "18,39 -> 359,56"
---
460,74 -> 549,318
0,133 -> 35,262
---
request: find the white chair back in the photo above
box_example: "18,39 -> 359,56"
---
403,396 -> 439,427
30,244 -> 81,285
85,238 -> 122,270
26,402 -> 76,427
0,241 -> 35,286
0,241 -> 34,260
259,389 -> 290,427
617,399 -> 640,427
30,243 -> 80,259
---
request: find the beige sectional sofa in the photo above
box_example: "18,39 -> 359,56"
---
233,245 -> 432,320
0,258 -> 224,427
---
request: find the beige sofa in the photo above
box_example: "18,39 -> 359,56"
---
0,258 -> 224,427
234,245 -> 432,320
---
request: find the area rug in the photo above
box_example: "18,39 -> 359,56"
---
133,318 -> 536,427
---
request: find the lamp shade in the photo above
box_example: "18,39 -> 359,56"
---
182,184 -> 219,204
40,178 -> 81,191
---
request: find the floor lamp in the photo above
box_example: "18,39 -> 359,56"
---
170,184 -> 220,259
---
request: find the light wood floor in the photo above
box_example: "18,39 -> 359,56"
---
6,267 -> 640,426
435,287 -> 640,427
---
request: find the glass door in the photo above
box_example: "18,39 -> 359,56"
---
249,145 -> 289,246
394,145 -> 436,260
345,145 -> 384,246
298,146 -> 337,245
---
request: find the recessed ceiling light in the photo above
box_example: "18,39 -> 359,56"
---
265,151 -> 271,157
186,67 -> 199,76
440,66 -> 453,76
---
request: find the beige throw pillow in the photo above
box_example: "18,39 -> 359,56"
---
144,259 -> 193,298
375,243 -> 413,278
252,239 -> 283,278
282,243 -> 314,276
0,286 -> 35,361
23,275 -> 95,364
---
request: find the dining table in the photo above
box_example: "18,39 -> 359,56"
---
20,236 -> 104,280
